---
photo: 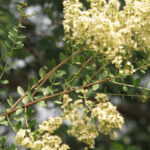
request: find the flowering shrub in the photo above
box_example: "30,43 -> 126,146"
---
0,0 -> 150,150
63,0 -> 150,74
15,118 -> 69,150
15,93 -> 124,149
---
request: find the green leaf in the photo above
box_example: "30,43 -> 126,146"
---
22,96 -> 29,104
14,43 -> 24,49
110,142 -> 124,150
18,24 -> 26,28
0,120 -> 8,126
75,87 -> 82,93
92,84 -> 99,91
54,101 -> 62,105
14,116 -> 24,122
86,89 -> 93,98
53,82 -> 61,85
10,144 -> 17,150
49,87 -> 54,94
29,119 -> 36,129
38,101 -> 46,107
0,88 -> 7,95
13,27 -> 18,32
123,86 -> 128,92
0,136 -> 6,147
17,86 -> 24,96
7,96 -> 13,108
15,108 -> 23,115
1,53 -> 6,62
15,120 -> 22,131
34,129 -> 39,135
17,34 -> 25,39
5,40 -> 11,49
59,52 -> 65,61
0,116 -> 5,122
104,86 -> 107,93
140,70 -> 146,74
141,95 -> 147,103
26,107 -> 32,117
6,51 -> 12,56
0,80 -> 9,85
8,31 -> 16,37
0,65 -> 4,71
8,35 -> 15,42
28,86 -> 33,101
39,68 -> 45,78
30,77 -> 38,85
86,74 -> 90,83
56,70 -> 66,78
134,78 -> 141,86
16,41 -> 22,44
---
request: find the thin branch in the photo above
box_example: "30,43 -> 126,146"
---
31,50 -> 82,97
24,107 -> 29,127
66,56 -> 94,90
112,81 -> 150,91
13,50 -> 82,108
107,93 -> 149,98
0,77 -> 111,117
0,37 -> 17,80
90,62 -> 110,80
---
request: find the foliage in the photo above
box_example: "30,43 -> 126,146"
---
0,0 -> 150,150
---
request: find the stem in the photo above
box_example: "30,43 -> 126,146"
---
0,32 -> 18,80
112,81 -> 150,91
0,78 -> 111,117
65,56 -> 94,90
6,115 -> 16,132
107,93 -> 148,98
90,62 -> 110,80
13,50 -> 82,108
24,107 -> 29,127
31,50 -> 82,97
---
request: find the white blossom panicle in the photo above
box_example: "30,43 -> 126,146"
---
63,0 -> 150,74
92,93 -> 124,138
15,129 -> 26,145
62,93 -> 124,149
15,117 -> 69,150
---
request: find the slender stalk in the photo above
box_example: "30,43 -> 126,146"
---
31,50 -> 82,97
0,77 -> 111,117
0,32 -> 18,80
13,50 -> 82,107
65,56 -> 94,90
90,62 -> 110,80
112,81 -> 150,91
6,115 -> 16,132
24,107 -> 29,127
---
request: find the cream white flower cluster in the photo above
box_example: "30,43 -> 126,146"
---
15,117 -> 69,150
92,93 -> 124,139
63,0 -> 150,74
62,93 -> 124,149
62,95 -> 98,149
15,93 -> 124,149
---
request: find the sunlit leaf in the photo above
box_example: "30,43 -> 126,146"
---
17,86 -> 25,96
0,80 -> 9,85
92,84 -> 99,91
